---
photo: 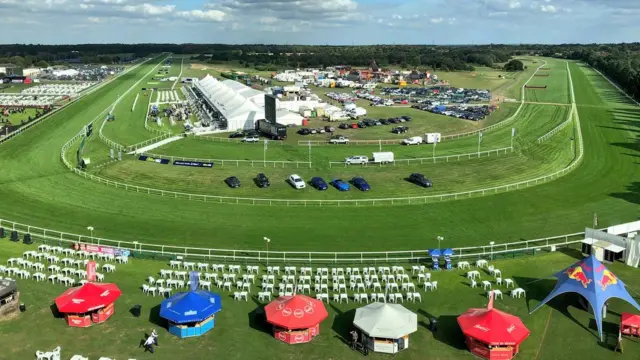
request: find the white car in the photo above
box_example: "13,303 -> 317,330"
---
329,136 -> 350,144
344,156 -> 369,165
403,136 -> 423,145
242,135 -> 259,143
288,174 -> 306,189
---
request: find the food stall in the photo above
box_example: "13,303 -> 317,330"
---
353,302 -> 417,354
54,283 -> 122,327
264,294 -> 328,344
159,287 -> 222,339
457,293 -> 530,360
621,313 -> 640,337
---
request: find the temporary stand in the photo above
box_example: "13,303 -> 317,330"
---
444,256 -> 452,270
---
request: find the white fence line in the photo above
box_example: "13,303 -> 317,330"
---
194,135 -> 284,145
171,58 -> 184,91
0,58 -> 151,145
298,139 -> 401,146
0,215 -> 588,263
97,56 -> 169,152
140,152 -> 312,168
59,61 -> 584,207
537,117 -> 573,143
328,147 -> 513,167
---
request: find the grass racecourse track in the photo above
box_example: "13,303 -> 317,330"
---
0,56 -> 638,359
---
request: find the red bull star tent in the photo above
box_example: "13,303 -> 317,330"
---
529,255 -> 640,340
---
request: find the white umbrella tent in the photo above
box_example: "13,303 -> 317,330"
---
353,302 -> 418,354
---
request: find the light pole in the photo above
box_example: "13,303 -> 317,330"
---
264,237 -> 271,266
437,236 -> 444,250
489,241 -> 495,260
87,226 -> 94,243
433,142 -> 436,163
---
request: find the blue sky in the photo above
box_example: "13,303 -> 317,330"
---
0,0 -> 638,44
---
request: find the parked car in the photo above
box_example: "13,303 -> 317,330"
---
229,132 -> 244,139
338,123 -> 349,129
329,135 -> 350,144
392,126 -> 409,134
256,173 -> 270,188
408,173 -> 432,188
330,179 -> 351,191
310,177 -> 328,190
225,176 -> 241,188
288,174 -> 306,189
403,136 -> 423,145
324,126 -> 335,133
297,128 -> 311,135
351,177 -> 370,191
344,156 -> 369,165
242,135 -> 259,143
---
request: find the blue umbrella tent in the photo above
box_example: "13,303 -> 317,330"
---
529,255 -> 640,340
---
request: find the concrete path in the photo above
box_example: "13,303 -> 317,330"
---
129,135 -> 184,155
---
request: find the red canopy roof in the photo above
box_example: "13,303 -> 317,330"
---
621,313 -> 640,327
265,295 -> 328,330
55,283 -> 122,313
457,296 -> 530,345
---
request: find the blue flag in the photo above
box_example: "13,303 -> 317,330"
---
189,271 -> 199,292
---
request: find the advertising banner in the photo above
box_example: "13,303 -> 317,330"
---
86,261 -> 97,281
79,243 -> 130,257
138,155 -> 169,164
173,160 -> 214,168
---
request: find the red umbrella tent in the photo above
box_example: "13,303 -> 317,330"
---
457,295 -> 530,360
621,313 -> 640,337
55,283 -> 122,327
264,294 -> 328,344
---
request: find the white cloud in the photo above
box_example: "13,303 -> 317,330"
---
177,9 -> 226,22
392,14 -> 402,19
430,17 -> 444,23
540,4 -> 557,12
122,3 -> 175,16
258,16 -> 278,24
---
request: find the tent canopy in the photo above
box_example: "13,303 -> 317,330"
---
443,248 -> 454,256
55,282 -> 122,313
430,249 -> 441,257
529,255 -> 640,340
621,312 -> 640,327
265,294 -> 328,330
160,290 -> 222,324
457,307 -> 529,345
353,302 -> 417,339
0,279 -> 17,299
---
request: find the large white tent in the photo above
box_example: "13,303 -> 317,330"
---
353,302 -> 417,354
194,75 -> 303,130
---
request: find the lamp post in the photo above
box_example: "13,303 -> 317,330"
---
87,226 -> 94,243
489,241 -> 495,260
264,237 -> 271,266
437,236 -> 444,250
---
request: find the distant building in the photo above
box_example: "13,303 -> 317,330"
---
22,68 -> 41,77
0,64 -> 20,75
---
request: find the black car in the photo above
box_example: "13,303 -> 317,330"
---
256,173 -> 270,188
380,119 -> 390,125
339,123 -> 349,129
408,173 -> 432,188
357,121 -> 367,128
392,126 -> 409,134
297,128 -> 311,135
225,176 -> 241,188
229,132 -> 244,139
401,116 -> 412,121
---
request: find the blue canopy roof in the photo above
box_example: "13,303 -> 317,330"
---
430,249 -> 441,257
443,248 -> 454,256
530,255 -> 640,340
160,290 -> 222,324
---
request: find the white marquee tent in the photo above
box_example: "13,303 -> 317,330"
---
353,302 -> 417,354
194,75 -> 303,130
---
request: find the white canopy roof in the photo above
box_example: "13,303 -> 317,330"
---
353,302 -> 417,339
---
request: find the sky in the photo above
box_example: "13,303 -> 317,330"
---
0,0 -> 638,45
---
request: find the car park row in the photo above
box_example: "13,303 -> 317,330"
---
223,173 -> 432,190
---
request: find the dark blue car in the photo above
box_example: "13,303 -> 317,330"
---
330,179 -> 351,191
310,177 -> 328,190
351,177 -> 370,191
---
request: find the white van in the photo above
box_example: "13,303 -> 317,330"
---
372,152 -> 394,163
424,133 -> 442,144
345,156 -> 369,165
403,136 -> 423,145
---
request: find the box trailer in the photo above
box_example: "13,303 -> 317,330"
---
372,152 -> 394,164
424,133 -> 441,144
256,119 -> 287,140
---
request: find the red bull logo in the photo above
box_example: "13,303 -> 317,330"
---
597,269 -> 618,291
565,266 -> 592,288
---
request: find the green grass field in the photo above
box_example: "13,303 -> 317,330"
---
524,62 -> 571,104
1,241 -> 639,360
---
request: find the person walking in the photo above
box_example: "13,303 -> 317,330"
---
151,329 -> 159,346
143,335 -> 155,354
350,329 -> 359,350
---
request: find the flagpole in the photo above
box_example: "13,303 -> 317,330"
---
511,128 -> 515,152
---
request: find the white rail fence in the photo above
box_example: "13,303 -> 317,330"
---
97,56 -> 169,152
0,58 -> 151,145
328,147 -> 513,167
298,139 -> 402,146
537,117 -> 573,143
193,135 -> 284,145
0,216 -> 587,263
139,152 -> 312,168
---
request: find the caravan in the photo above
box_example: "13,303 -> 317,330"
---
424,133 -> 441,144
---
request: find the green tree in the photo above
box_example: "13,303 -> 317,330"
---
504,59 -> 524,71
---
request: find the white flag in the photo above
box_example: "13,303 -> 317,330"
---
478,132 -> 483,143
512,128 -> 516,137
264,139 -> 268,151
